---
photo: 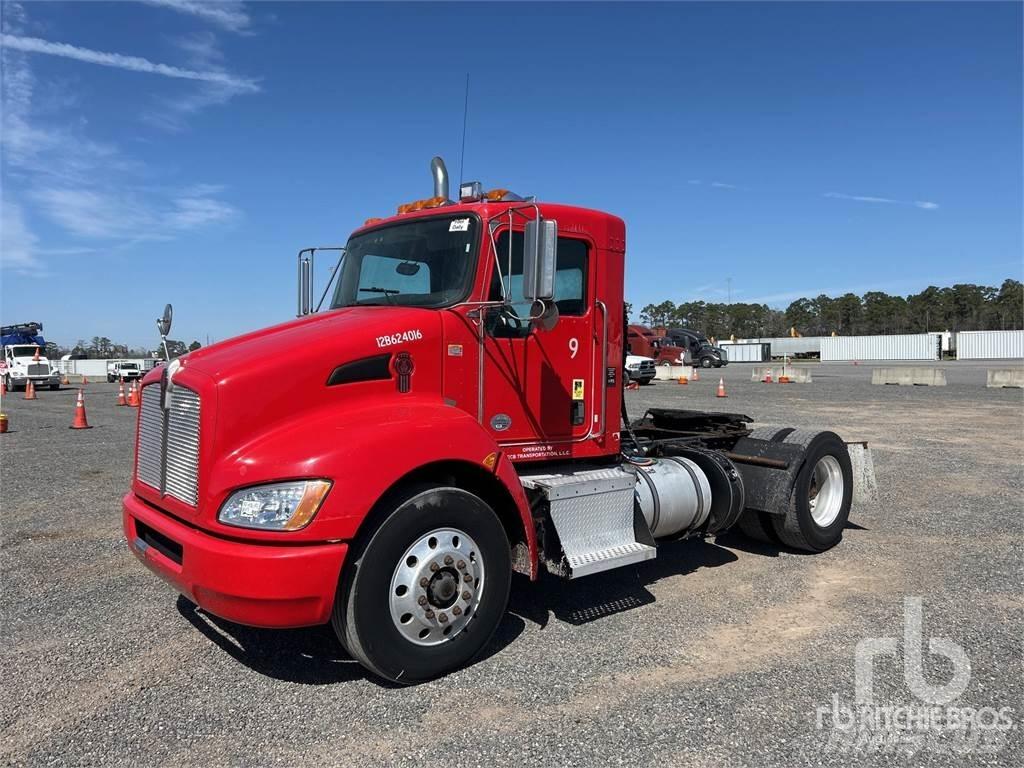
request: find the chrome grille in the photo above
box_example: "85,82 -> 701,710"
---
137,384 -> 201,506
27,363 -> 49,376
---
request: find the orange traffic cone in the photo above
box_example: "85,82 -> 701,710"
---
778,375 -> 791,384
23,380 -> 37,400
626,381 -> 639,391
32,346 -> 40,361
61,373 -> 70,386
70,389 -> 91,429
677,376 -> 688,385
691,369 -> 700,382
0,378 -> 5,396
716,377 -> 727,398
0,412 -> 8,433
82,375 -> 89,386
116,379 -> 127,406
763,372 -> 773,383
128,381 -> 141,407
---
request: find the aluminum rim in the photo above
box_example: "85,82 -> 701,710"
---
808,455 -> 844,527
389,527 -> 484,647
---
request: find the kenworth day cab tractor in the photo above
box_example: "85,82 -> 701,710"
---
123,158 -> 876,684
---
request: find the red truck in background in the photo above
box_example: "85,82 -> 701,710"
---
123,158 -> 875,684
626,324 -> 689,367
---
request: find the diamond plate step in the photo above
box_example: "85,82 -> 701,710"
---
521,467 -> 656,578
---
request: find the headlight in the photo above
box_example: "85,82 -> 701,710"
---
626,363 -> 640,369
218,480 -> 331,531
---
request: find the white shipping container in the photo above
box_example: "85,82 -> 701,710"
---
820,334 -> 941,362
719,342 -> 770,362
732,337 -> 822,356
956,330 -> 1024,360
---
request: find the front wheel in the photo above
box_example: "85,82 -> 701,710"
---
333,486 -> 511,684
700,357 -> 713,368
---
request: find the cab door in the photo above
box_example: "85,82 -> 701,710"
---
480,228 -> 596,458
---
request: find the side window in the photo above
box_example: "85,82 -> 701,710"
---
488,231 -> 589,316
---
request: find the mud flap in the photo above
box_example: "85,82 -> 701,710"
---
845,441 -> 878,512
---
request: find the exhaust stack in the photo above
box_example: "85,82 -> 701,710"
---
430,156 -> 449,201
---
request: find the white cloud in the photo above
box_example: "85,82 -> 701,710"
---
1,33 -> 259,92
140,0 -> 251,33
0,197 -> 46,276
824,191 -> 939,210
0,4 -> 254,276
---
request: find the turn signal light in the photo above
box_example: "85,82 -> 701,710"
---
483,189 -> 510,201
364,217 -> 384,227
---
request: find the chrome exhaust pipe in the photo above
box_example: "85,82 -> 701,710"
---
430,156 -> 449,201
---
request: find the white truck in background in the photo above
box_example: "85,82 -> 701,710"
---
1,322 -> 60,391
107,361 -> 143,382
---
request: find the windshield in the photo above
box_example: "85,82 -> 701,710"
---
11,346 -> 41,358
330,215 -> 479,309
120,363 -> 139,369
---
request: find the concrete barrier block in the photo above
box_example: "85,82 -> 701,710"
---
749,366 -> 813,383
987,369 -> 1024,388
656,364 -> 693,381
872,367 -> 947,386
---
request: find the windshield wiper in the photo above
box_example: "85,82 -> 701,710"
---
358,286 -> 400,307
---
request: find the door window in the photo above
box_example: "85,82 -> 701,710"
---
487,231 -> 589,337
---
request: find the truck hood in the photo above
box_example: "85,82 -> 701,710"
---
163,306 -> 445,466
178,306 -> 439,383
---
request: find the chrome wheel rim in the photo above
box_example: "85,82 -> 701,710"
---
808,455 -> 844,526
389,528 -> 484,647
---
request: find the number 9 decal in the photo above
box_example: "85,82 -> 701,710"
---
569,338 -> 579,359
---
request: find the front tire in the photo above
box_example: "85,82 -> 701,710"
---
700,357 -> 713,368
333,486 -> 511,684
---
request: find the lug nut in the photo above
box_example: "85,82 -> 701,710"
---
419,577 -> 429,587
462,590 -> 471,601
444,555 -> 454,565
452,606 -> 462,616
463,573 -> 472,583
417,596 -> 428,606
424,610 -> 435,620
438,613 -> 449,624
456,560 -> 466,570
429,562 -> 440,572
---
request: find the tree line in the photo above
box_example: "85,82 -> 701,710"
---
637,279 -> 1023,340
49,337 -> 204,359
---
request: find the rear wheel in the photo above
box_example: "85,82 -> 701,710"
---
333,486 -> 511,684
770,430 -> 853,552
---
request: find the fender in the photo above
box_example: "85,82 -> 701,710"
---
203,397 -> 538,576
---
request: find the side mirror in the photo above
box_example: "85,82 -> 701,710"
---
522,218 -> 557,301
157,304 -> 173,337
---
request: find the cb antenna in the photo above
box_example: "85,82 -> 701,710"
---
458,73 -> 469,189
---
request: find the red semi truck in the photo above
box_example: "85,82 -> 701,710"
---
626,324 -> 689,367
123,158 -> 875,684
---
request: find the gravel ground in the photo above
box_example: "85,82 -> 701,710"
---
2,362 -> 1022,767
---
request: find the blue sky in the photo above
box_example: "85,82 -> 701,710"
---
1,1 -> 1021,348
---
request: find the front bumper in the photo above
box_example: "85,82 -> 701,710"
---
123,492 -> 347,628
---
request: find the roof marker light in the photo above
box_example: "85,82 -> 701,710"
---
459,182 -> 482,202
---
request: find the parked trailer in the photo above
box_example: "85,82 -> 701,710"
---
122,157 -> 877,684
820,333 -> 940,362
718,342 -> 770,362
733,337 -> 823,357
955,330 -> 1024,360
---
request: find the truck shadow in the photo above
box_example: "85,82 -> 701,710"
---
175,594 -> 526,686
508,538 -> 738,628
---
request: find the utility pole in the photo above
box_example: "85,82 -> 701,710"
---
727,277 -> 732,305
